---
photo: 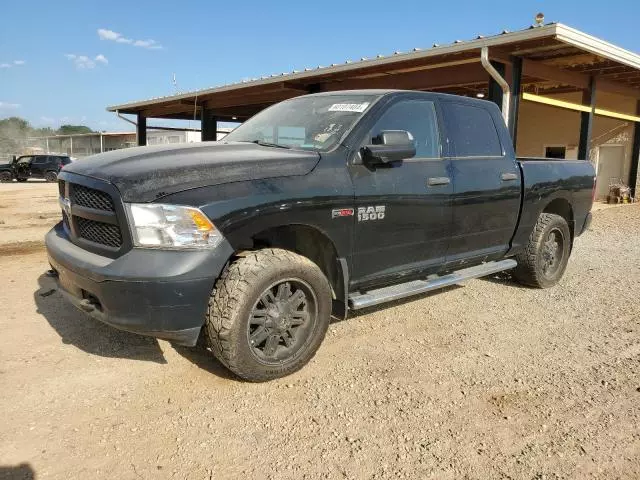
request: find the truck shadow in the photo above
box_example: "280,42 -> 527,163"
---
34,274 -> 167,364
478,271 -> 530,290
0,462 -> 35,480
171,345 -> 239,381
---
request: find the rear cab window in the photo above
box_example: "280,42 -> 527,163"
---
442,102 -> 503,157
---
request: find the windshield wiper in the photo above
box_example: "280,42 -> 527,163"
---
251,140 -> 291,149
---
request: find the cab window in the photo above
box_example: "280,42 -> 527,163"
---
442,102 -> 503,157
366,100 -> 441,158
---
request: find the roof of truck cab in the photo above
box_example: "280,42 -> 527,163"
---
299,89 -> 494,107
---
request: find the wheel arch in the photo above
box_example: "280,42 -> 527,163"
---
542,197 -> 574,243
248,223 -> 348,319
44,169 -> 58,180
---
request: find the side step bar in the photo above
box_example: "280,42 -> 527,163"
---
348,259 -> 517,310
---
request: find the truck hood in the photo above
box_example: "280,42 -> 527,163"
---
63,142 -> 321,202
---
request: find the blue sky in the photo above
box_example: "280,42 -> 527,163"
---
1,0 -> 638,131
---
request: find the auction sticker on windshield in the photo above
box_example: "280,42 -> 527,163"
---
328,103 -> 370,113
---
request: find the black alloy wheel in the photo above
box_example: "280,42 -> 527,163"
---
247,279 -> 317,364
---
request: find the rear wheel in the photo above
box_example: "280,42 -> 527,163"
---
513,213 -> 571,288
204,248 -> 331,382
44,171 -> 58,182
0,171 -> 12,183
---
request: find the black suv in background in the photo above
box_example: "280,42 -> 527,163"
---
0,154 -> 72,182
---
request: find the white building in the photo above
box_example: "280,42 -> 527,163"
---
25,127 -> 233,158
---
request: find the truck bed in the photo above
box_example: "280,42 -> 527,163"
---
510,157 -> 595,253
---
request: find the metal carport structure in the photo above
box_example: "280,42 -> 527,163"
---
107,22 -> 640,193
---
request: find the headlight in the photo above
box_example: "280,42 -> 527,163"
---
125,203 -> 224,249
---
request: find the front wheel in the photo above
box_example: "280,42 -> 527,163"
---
44,171 -> 58,182
204,248 -> 331,382
513,213 -> 571,288
0,171 -> 12,183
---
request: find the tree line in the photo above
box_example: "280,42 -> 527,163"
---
0,117 -> 94,155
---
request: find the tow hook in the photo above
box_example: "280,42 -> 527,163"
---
45,269 -> 59,278
78,299 -> 96,313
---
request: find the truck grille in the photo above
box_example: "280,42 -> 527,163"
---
59,178 -> 128,255
73,184 -> 114,212
76,217 -> 123,248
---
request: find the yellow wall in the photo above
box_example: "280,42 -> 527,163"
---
516,90 -> 637,196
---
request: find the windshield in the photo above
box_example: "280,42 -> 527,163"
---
224,94 -> 378,152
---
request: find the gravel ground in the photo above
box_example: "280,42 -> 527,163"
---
0,183 -> 639,480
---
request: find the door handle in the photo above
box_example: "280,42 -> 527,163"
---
501,172 -> 518,181
427,177 -> 451,186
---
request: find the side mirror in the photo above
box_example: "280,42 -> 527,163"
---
361,130 -> 416,165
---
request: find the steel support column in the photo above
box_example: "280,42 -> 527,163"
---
488,61 -> 506,110
629,100 -> 640,197
136,113 -> 147,146
201,109 -> 218,142
578,77 -> 597,160
509,56 -> 522,149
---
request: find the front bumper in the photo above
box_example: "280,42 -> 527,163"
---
45,222 -> 234,346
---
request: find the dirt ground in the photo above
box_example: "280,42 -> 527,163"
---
0,182 -> 639,480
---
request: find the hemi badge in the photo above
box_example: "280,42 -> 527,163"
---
332,208 -> 354,219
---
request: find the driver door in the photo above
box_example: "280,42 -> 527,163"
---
348,98 -> 453,289
15,156 -> 33,179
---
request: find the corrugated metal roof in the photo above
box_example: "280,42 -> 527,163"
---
107,23 -> 640,113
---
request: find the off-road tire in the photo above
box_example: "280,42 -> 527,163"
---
44,171 -> 58,182
205,248 -> 331,382
0,171 -> 12,183
513,213 -> 571,288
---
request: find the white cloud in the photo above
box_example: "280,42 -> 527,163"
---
65,54 -> 95,69
98,28 -> 163,49
65,53 -> 108,69
97,28 -> 121,41
0,102 -> 21,109
98,28 -> 132,44
133,39 -> 162,50
0,60 -> 25,69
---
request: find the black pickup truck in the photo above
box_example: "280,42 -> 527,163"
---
45,90 -> 595,381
